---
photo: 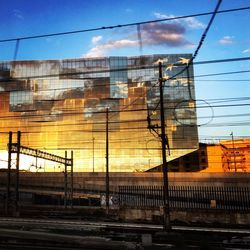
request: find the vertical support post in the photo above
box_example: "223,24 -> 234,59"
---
92,137 -> 95,172
15,131 -> 21,216
64,151 -> 68,208
35,149 -> 38,169
6,131 -> 12,215
106,108 -> 109,213
159,62 -> 171,231
70,150 -> 73,208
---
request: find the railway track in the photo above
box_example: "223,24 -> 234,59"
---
0,242 -> 83,250
1,235 -> 250,249
0,217 -> 249,233
0,217 -> 249,249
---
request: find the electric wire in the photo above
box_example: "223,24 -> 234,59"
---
1,56 -> 250,83
0,3 -> 250,156
148,0 -> 223,116
0,6 -> 249,43
0,1 -> 246,130
1,101 -> 250,120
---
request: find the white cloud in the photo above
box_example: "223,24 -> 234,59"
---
84,47 -> 106,58
101,39 -> 138,49
91,36 -> 102,45
84,39 -> 138,58
242,49 -> 250,53
153,12 -> 205,29
184,17 -> 206,29
154,12 -> 172,19
13,9 -> 24,19
185,43 -> 196,49
218,36 -> 234,45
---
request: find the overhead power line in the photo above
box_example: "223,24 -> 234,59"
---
161,0 -> 223,86
149,0 -> 223,115
196,79 -> 250,82
2,112 -> 250,131
1,56 -> 249,83
195,69 -> 250,78
1,101 -> 250,121
0,6 -> 249,43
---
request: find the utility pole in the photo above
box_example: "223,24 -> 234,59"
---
230,132 -> 237,172
159,62 -> 171,231
64,151 -> 67,208
6,131 -> 12,215
92,137 -> 95,172
15,131 -> 21,216
35,149 -> 38,169
106,108 -> 109,214
70,150 -> 73,208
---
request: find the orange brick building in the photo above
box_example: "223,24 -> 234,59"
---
220,139 -> 250,172
200,139 -> 250,172
147,139 -> 250,173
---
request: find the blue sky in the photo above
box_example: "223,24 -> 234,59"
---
1,0 -> 250,141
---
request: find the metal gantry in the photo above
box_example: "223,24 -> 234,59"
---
10,144 -> 72,166
5,131 -> 74,215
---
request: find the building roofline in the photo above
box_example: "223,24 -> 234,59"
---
0,53 -> 193,63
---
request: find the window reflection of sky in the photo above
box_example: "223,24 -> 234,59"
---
0,54 -> 198,171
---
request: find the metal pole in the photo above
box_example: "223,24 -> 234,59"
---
159,62 -> 171,231
35,149 -> 38,169
231,132 -> 237,172
15,131 -> 21,216
92,137 -> 95,172
106,108 -> 109,213
64,151 -> 67,208
6,131 -> 12,215
70,150 -> 73,208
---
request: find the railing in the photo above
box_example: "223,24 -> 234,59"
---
119,186 -> 250,212
1,183 -> 249,212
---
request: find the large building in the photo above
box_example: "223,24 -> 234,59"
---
204,139 -> 250,172
0,54 -> 198,172
146,139 -> 250,173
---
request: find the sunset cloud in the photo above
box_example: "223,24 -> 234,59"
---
141,22 -> 190,47
84,21 -> 193,57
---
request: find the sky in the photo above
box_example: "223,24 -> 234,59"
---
0,0 -> 250,142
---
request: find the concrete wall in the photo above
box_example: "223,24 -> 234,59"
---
119,208 -> 250,226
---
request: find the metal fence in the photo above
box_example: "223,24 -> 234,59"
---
118,186 -> 250,212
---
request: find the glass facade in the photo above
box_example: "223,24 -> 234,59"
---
0,54 -> 198,172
